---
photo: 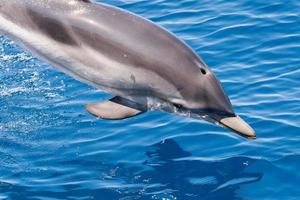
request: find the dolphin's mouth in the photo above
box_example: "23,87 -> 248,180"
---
217,115 -> 256,139
172,106 -> 256,139
193,109 -> 256,139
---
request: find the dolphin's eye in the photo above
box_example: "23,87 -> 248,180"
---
200,68 -> 207,75
173,103 -> 183,109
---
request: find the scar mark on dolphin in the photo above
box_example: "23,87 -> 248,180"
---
26,8 -> 77,46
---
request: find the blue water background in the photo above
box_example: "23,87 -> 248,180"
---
0,0 -> 299,199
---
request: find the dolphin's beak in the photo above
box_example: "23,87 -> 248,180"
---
218,115 -> 256,139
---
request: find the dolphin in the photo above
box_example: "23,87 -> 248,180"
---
0,0 -> 256,139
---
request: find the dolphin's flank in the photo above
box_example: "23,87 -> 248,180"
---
0,0 -> 256,139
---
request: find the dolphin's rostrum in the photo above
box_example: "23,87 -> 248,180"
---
0,0 -> 256,139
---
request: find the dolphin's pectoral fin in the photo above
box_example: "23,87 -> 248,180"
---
85,96 -> 146,120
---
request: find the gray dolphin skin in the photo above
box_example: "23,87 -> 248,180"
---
0,0 -> 256,139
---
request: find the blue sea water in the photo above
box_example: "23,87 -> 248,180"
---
0,0 -> 299,199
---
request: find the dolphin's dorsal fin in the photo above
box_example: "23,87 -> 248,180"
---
85,96 -> 146,120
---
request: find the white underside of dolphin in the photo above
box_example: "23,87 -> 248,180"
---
0,0 -> 256,139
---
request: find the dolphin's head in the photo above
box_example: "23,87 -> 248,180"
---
169,65 -> 256,139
